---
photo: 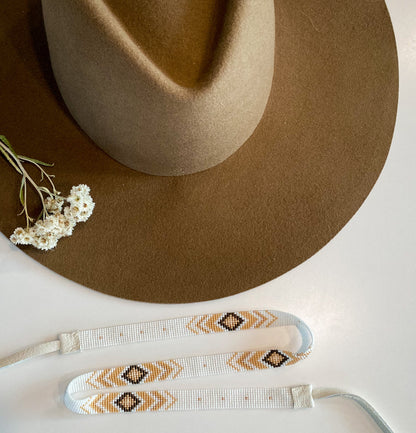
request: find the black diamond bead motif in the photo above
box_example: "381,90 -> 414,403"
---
114,392 -> 141,412
122,365 -> 149,384
262,349 -> 289,368
218,312 -> 245,331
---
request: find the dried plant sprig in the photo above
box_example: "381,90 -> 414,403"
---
1,135 -> 94,251
0,135 -> 57,224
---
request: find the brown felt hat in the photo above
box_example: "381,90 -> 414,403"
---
0,0 -> 398,303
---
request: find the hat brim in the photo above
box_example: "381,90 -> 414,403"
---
0,0 -> 398,303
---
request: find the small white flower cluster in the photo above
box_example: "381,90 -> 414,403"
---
10,184 -> 94,251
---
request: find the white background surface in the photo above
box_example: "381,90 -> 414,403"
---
0,1 -> 415,432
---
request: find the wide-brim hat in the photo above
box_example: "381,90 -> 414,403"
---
0,0 -> 398,303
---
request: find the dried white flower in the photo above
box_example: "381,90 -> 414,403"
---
11,227 -> 34,245
73,202 -> 94,222
70,184 -> 90,196
32,213 -> 76,239
9,184 -> 94,251
31,234 -> 59,251
55,213 -> 76,237
2,137 -> 95,251
67,184 -> 90,205
66,185 -> 95,223
45,196 -> 64,214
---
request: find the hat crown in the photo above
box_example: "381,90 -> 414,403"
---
41,0 -> 275,175
103,0 -> 228,88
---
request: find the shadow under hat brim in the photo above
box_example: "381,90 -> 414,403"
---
0,0 -> 398,303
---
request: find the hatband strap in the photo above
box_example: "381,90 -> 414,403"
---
0,310 -> 394,432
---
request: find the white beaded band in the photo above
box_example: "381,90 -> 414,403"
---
0,310 -> 395,432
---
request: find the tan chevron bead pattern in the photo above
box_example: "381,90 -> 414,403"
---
81,391 -> 177,414
81,348 -> 307,395
65,310 -> 314,415
186,311 -> 279,334
228,350 -> 287,371
0,309 -> 395,428
78,310 -> 281,351
85,360 -> 184,389
77,387 -> 314,414
1,310 -> 393,428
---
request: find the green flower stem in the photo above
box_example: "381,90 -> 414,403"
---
19,156 -> 58,196
0,139 -> 49,225
0,143 -> 21,174
23,179 -> 31,228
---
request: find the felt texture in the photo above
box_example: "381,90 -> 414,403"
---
104,0 -> 228,88
41,0 -> 275,175
0,0 -> 398,303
